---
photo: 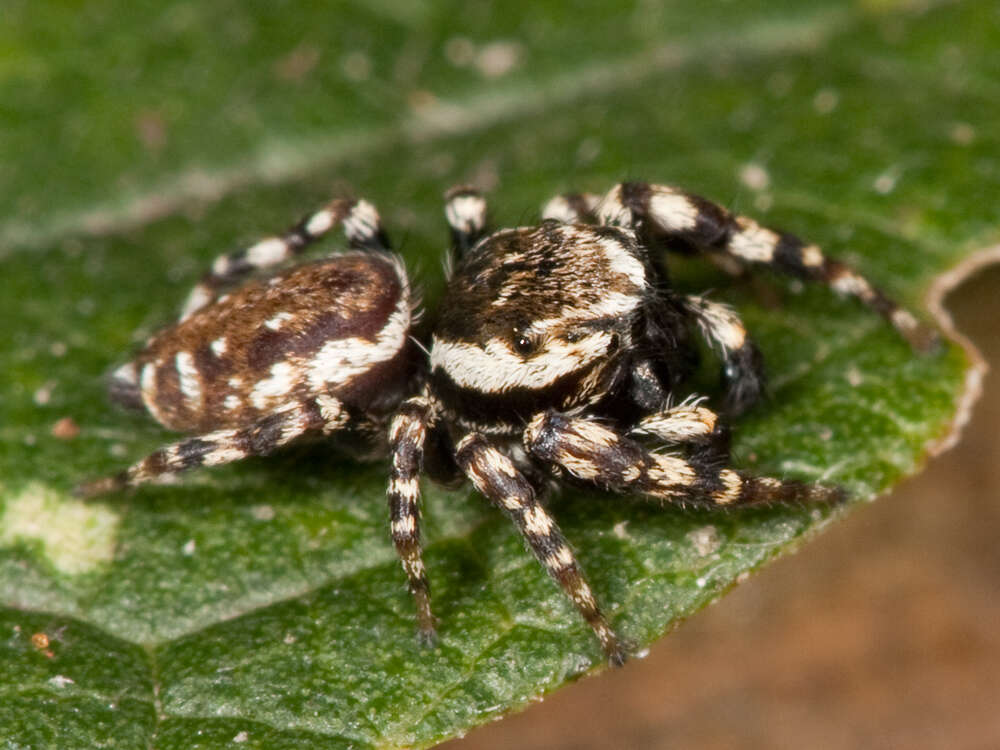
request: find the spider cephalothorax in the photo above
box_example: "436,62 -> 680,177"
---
80,182 -> 938,665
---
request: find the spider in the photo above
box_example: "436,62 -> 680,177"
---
79,181 -> 938,665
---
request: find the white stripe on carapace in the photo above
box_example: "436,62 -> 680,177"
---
592,233 -> 646,289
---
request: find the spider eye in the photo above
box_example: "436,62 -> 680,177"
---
511,330 -> 538,356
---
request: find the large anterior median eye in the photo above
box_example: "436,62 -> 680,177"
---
511,328 -> 540,356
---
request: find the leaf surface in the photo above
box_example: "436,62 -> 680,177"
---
1,1 -> 996,747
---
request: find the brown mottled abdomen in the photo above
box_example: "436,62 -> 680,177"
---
118,253 -> 415,433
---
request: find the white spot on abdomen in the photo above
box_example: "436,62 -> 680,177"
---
175,351 -> 202,407
250,361 -> 299,410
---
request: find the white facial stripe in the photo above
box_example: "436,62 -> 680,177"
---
430,331 -> 612,392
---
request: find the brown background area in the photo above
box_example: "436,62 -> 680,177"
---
445,265 -> 1000,750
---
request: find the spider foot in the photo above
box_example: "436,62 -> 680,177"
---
73,473 -> 127,499
416,624 -> 439,648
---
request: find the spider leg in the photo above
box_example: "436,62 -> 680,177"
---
597,182 -> 939,351
540,192 -> 601,224
630,400 -> 730,460
386,396 -> 436,642
75,396 -> 346,497
525,411 -> 844,508
680,295 -> 765,415
180,197 -> 392,320
455,432 -> 626,666
444,185 -> 489,260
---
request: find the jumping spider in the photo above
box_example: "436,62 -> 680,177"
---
79,182 -> 938,665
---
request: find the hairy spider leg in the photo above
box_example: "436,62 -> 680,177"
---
179,197 -> 392,321
630,399 -> 731,458
526,411 -> 844,507
679,295 -> 765,415
75,397 -> 348,497
455,432 -> 627,666
386,396 -> 436,642
541,192 -> 601,224
595,182 -> 939,352
443,185 -> 490,259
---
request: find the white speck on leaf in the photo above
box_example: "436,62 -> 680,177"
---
739,163 -> 770,191
873,169 -> 899,194
33,382 -> 55,406
444,36 -> 475,67
949,122 -> 975,145
251,504 -> 275,521
475,41 -> 522,78
813,88 -> 839,114
687,525 -> 722,556
341,51 -> 371,82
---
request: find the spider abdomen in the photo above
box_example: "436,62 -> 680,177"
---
112,252 -> 415,433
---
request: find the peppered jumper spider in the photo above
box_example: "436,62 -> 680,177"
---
79,181 -> 938,665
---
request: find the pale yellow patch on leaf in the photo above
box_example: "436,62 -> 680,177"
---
0,482 -> 120,575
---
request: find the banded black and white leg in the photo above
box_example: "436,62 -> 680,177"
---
444,186 -> 489,259
526,411 -> 844,508
541,192 -> 601,224
596,182 -> 939,351
75,396 -> 348,497
680,295 -> 765,414
180,197 -> 392,320
454,432 -> 626,666
630,398 -> 731,462
386,396 -> 436,642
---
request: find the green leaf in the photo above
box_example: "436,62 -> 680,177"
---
1,1 -> 994,747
